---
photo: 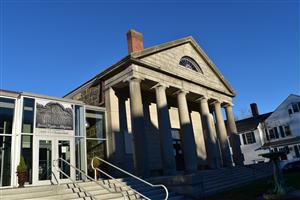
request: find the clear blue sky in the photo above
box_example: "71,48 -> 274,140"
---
1,0 -> 299,118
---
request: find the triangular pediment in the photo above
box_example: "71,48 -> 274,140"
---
132,37 -> 236,96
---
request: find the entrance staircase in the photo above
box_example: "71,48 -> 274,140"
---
149,162 -> 273,198
0,178 -> 185,200
0,158 -> 273,200
0,157 -> 185,200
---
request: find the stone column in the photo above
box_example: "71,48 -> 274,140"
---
128,77 -> 150,177
213,101 -> 233,167
105,87 -> 122,163
224,104 -> 244,166
154,84 -> 176,175
199,97 -> 221,169
176,90 -> 198,173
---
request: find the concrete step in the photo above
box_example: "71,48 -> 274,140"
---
0,184 -> 64,195
203,172 -> 271,195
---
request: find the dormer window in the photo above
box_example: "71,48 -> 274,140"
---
179,56 -> 203,73
288,102 -> 300,115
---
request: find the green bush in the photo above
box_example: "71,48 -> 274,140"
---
17,156 -> 27,173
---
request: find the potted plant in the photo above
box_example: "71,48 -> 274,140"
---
17,156 -> 28,187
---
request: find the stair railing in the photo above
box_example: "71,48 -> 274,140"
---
53,158 -> 127,200
91,156 -> 169,200
40,165 -> 59,185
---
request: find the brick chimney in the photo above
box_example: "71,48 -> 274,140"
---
250,103 -> 259,117
127,29 -> 144,53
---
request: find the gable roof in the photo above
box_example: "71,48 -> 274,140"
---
236,112 -> 273,133
65,36 -> 236,98
266,94 -> 300,121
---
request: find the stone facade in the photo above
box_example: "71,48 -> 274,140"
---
72,80 -> 104,106
65,30 -> 244,176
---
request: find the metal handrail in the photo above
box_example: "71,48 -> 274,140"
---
42,165 -> 59,185
91,156 -> 169,200
53,159 -> 95,200
53,158 -> 126,200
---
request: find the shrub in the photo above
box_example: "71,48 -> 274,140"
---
17,156 -> 27,173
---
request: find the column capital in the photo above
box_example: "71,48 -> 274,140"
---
151,82 -> 169,90
210,99 -> 221,106
123,75 -> 144,83
173,89 -> 189,96
223,102 -> 234,108
195,96 -> 208,103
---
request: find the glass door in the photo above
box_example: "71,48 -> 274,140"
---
32,138 -> 54,185
38,140 -> 52,182
58,140 -> 71,179
33,137 -> 75,185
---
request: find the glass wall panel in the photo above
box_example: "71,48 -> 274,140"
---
58,140 -> 70,179
86,140 -> 106,177
75,105 -> 84,137
0,97 -> 14,187
21,135 -> 33,184
86,110 -> 105,139
0,136 -> 12,186
39,140 -> 52,181
85,109 -> 106,177
22,98 -> 35,133
75,137 -> 85,180
0,97 -> 15,135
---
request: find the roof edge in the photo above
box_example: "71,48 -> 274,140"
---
64,55 -> 131,98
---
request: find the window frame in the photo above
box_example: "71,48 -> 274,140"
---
179,56 -> 203,73
242,131 -> 256,145
269,129 -> 275,139
292,103 -> 299,113
284,125 -> 292,136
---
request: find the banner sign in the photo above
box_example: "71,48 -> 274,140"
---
36,100 -> 73,130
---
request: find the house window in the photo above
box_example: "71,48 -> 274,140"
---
242,132 -> 256,145
295,145 -> 300,158
284,125 -> 291,136
292,104 -> 299,113
269,129 -> 275,139
265,129 -> 270,141
289,102 -> 300,115
242,134 -> 247,145
179,56 -> 203,73
274,127 -> 279,139
279,126 -> 285,138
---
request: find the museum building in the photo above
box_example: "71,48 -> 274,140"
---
0,30 -> 244,187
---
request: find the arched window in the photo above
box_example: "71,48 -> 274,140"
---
179,56 -> 203,73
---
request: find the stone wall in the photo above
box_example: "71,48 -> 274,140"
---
72,80 -> 104,106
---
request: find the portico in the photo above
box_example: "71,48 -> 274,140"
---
104,71 -> 243,175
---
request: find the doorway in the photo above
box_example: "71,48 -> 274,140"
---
32,136 -> 75,185
171,129 -> 185,171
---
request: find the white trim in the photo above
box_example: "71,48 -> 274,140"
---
21,93 -> 83,105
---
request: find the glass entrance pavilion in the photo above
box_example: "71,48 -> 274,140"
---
0,90 -> 106,188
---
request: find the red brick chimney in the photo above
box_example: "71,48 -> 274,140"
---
250,103 -> 259,117
127,29 -> 144,53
